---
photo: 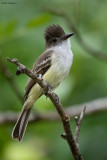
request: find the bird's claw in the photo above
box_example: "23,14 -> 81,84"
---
45,84 -> 52,99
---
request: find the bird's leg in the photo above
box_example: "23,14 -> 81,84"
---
45,83 -> 52,99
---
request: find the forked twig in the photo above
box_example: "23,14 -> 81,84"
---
75,106 -> 86,143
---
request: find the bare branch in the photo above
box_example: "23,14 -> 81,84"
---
0,97 -> 107,125
6,57 -> 49,92
0,56 -> 23,102
7,57 -> 83,160
42,7 -> 107,62
74,106 -> 86,143
66,97 -> 107,116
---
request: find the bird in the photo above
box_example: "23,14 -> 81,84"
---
12,24 -> 74,141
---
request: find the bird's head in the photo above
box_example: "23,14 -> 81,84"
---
44,25 -> 74,48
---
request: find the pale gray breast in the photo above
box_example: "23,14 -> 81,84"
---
51,47 -> 73,81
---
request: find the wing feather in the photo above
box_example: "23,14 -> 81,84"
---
24,50 -> 53,100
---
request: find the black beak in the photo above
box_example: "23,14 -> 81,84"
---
62,33 -> 74,40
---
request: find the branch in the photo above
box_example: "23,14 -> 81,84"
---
0,56 -> 23,102
66,97 -> 107,116
74,106 -> 86,143
1,97 -> 107,125
42,7 -> 107,62
7,57 -> 83,160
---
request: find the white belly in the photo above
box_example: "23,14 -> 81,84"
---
43,45 -> 73,88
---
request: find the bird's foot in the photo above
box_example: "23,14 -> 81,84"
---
45,83 -> 52,99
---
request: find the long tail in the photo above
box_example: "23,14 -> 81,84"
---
12,102 -> 33,142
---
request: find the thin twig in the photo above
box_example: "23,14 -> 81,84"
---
42,7 -> 107,62
7,57 -> 83,160
74,106 -> 86,143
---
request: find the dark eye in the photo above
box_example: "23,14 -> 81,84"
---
52,38 -> 58,43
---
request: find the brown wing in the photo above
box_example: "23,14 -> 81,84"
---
24,50 -> 53,100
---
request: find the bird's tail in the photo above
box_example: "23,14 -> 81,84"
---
12,102 -> 33,142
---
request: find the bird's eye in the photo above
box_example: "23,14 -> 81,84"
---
52,38 -> 58,43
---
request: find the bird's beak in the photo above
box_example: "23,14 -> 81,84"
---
62,33 -> 74,40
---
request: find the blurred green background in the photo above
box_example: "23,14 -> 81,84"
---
0,0 -> 107,159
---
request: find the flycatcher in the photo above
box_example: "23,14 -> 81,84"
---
12,25 -> 74,141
